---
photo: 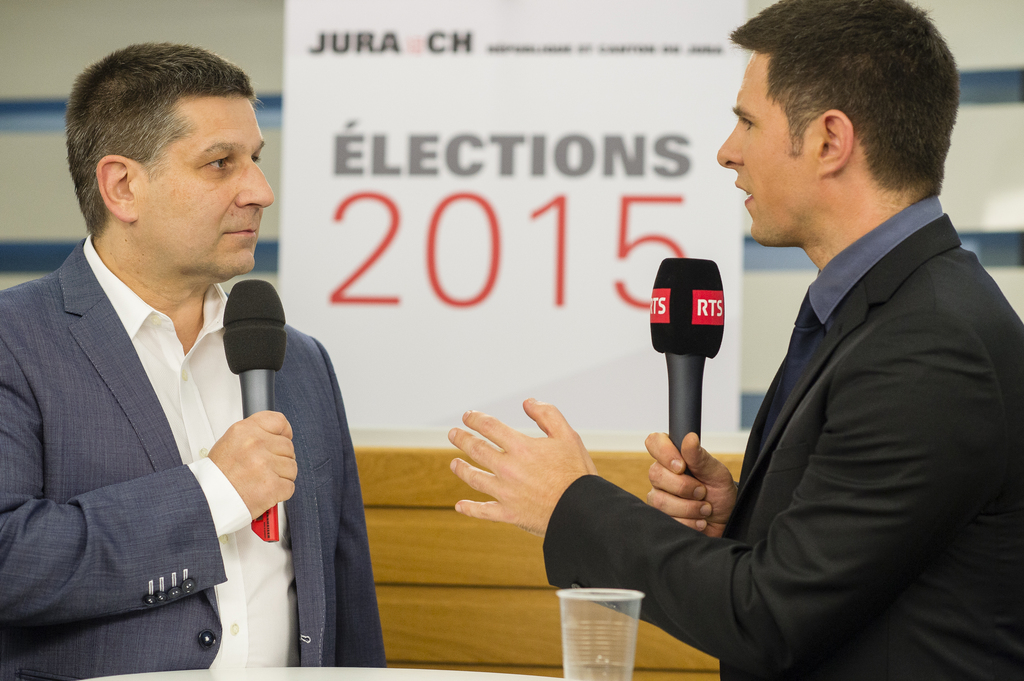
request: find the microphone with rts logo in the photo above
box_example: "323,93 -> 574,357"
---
650,258 -> 725,448
223,279 -> 288,543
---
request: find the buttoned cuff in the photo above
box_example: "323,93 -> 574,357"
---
188,457 -> 253,536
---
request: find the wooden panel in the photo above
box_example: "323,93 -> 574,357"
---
358,448 -> 483,507
359,446 -> 729,681
357,448 -> 744,508
367,508 -> 548,586
388,663 -> 718,681
377,585 -> 717,672
386,664 -> 563,678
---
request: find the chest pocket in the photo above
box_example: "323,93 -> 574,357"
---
746,443 -> 811,539
765,442 -> 811,475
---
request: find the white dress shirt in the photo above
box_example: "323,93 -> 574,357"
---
84,237 -> 299,667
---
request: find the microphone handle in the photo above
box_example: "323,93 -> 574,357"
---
240,369 -> 276,415
239,369 -> 280,543
666,353 -> 706,449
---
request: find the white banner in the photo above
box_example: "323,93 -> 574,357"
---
280,0 -> 747,434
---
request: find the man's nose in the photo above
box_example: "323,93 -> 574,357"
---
717,126 -> 741,169
240,164 -> 275,208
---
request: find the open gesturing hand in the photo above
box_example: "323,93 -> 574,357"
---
448,398 -> 598,537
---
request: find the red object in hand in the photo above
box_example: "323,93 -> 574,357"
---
252,505 -> 280,542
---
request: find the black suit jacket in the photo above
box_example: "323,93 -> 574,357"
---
544,217 -> 1024,679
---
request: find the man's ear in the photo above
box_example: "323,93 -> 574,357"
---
96,155 -> 142,224
814,109 -> 856,178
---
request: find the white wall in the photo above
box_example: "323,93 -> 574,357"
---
2,0 -> 1022,411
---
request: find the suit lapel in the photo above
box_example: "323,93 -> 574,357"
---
60,244 -> 181,474
731,217 -> 962,520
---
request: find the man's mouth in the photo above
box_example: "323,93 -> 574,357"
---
226,226 -> 258,235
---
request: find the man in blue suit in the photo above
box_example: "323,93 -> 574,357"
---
0,43 -> 385,676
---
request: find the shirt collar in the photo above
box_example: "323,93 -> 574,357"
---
808,195 -> 943,326
83,236 -> 228,340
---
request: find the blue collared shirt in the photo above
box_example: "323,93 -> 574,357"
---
808,195 -> 944,329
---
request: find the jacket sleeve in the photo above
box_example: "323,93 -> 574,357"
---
0,331 -> 227,627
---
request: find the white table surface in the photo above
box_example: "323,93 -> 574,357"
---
91,668 -> 556,681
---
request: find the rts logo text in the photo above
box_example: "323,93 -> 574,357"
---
650,289 -> 671,324
692,290 -> 724,325
310,31 -> 473,54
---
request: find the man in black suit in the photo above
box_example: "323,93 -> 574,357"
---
448,0 -> 1024,678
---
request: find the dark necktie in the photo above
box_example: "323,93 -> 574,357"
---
759,291 -> 825,453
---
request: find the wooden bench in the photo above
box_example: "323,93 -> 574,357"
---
357,447 -> 744,681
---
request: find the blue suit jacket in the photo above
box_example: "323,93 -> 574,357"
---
0,244 -> 385,678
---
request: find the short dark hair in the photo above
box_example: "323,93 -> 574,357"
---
731,0 -> 959,200
66,43 -> 256,236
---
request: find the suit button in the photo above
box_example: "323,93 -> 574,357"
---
143,593 -> 157,606
182,578 -> 196,593
154,591 -> 167,602
198,630 -> 217,649
168,586 -> 183,599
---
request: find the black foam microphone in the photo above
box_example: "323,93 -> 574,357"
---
223,279 -> 287,542
650,258 -> 725,448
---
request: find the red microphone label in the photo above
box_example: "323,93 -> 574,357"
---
650,289 -> 671,323
692,290 -> 724,325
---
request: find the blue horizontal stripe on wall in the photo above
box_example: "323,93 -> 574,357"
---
255,94 -> 282,129
744,232 -> 1024,270
960,69 -> 1024,104
0,98 -> 67,132
1,69 -> 1021,132
743,241 -> 816,271
0,241 -> 280,274
741,392 -> 765,429
0,94 -> 283,133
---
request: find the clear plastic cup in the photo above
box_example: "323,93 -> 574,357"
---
557,588 -> 645,681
